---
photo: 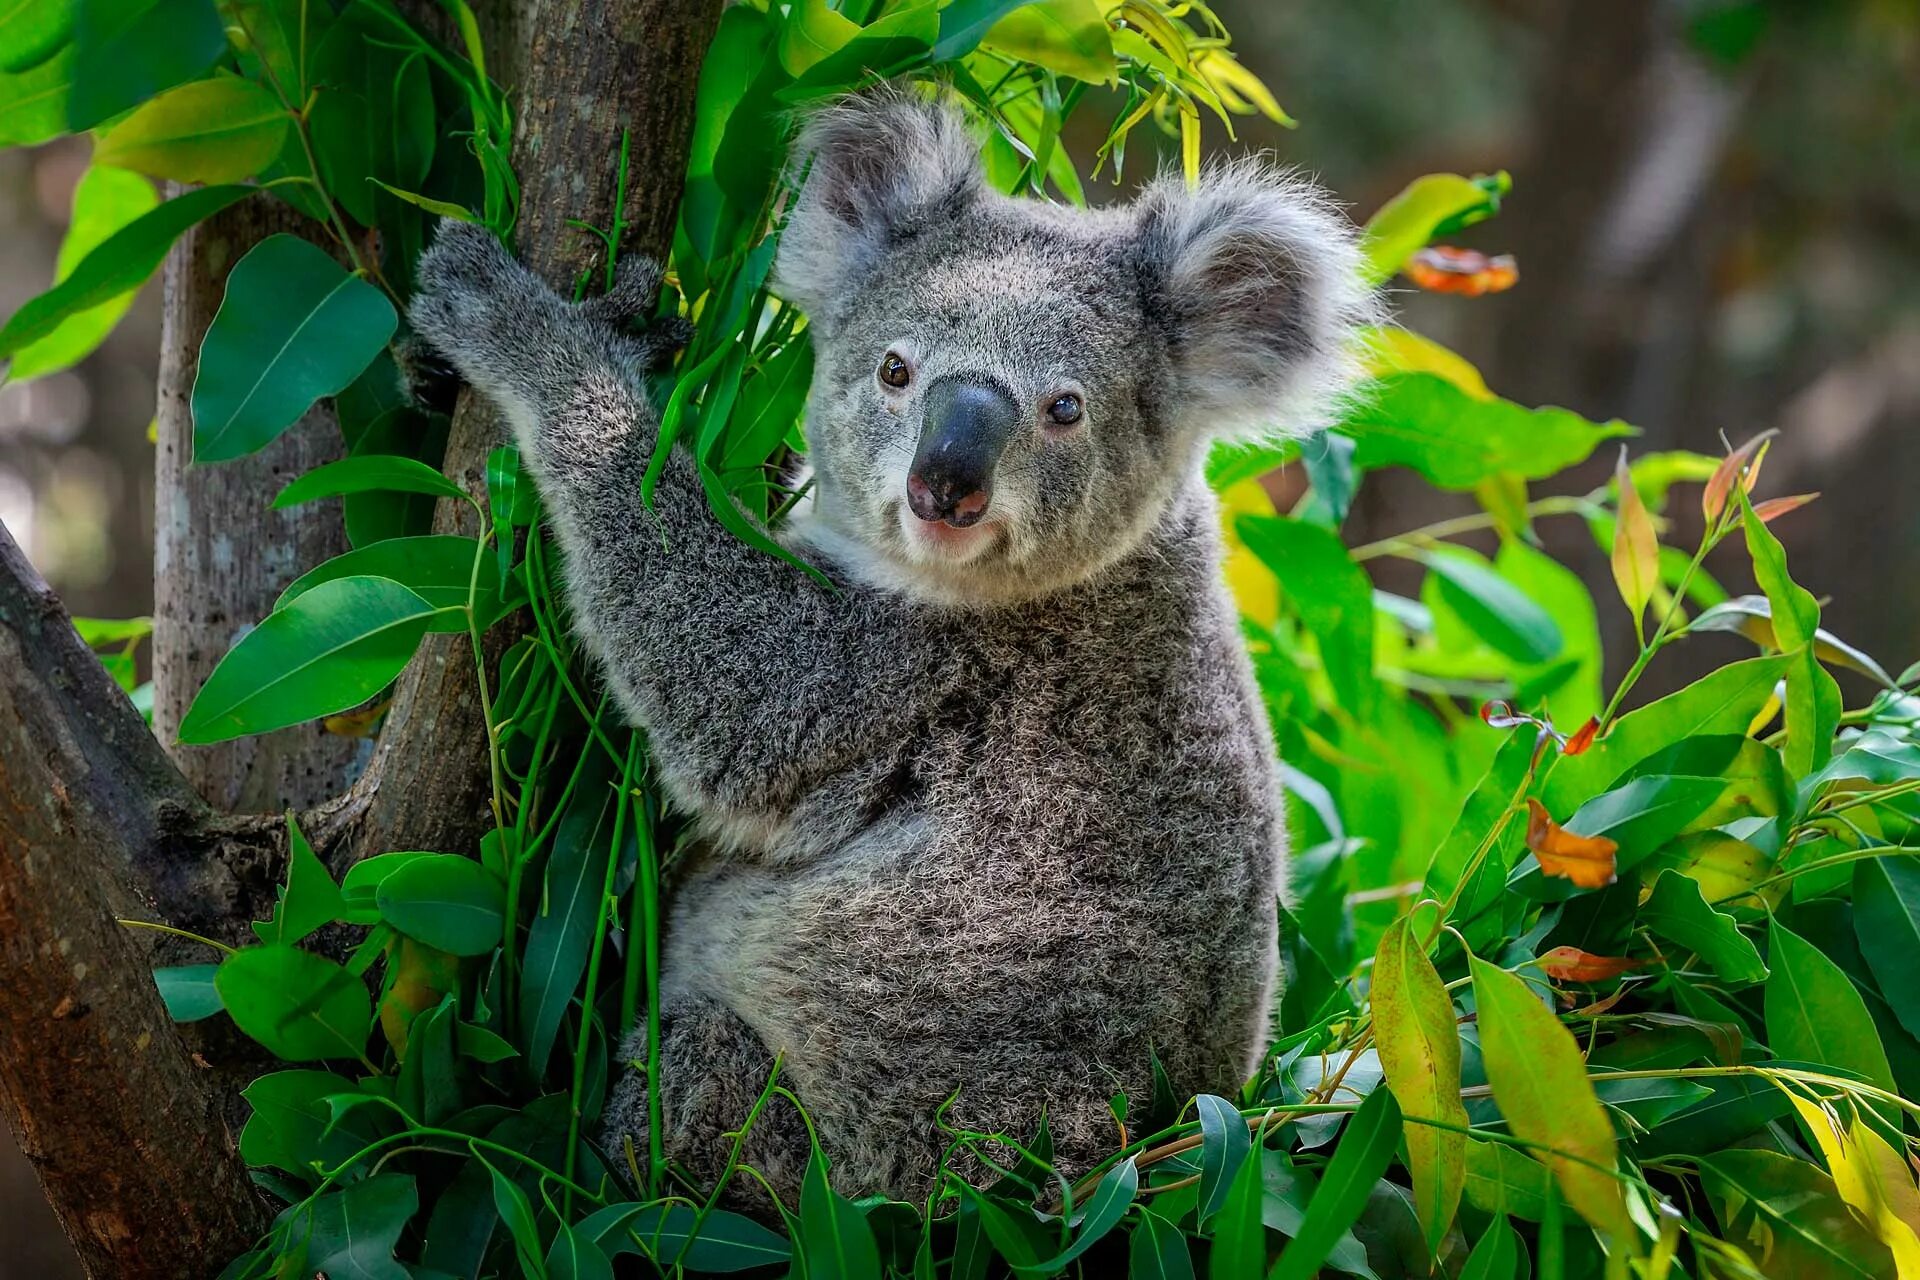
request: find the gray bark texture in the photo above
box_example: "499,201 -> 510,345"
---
0,0 -> 723,1274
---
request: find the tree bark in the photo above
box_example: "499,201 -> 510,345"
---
153,195 -> 364,815
0,521 -> 267,1277
349,0 -> 723,863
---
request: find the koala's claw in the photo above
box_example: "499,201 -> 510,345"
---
392,333 -> 463,415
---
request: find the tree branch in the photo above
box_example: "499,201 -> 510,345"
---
0,519 -> 267,1277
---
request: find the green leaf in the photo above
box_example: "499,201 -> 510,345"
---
153,962 -> 222,1021
367,178 -> 478,222
520,779 -> 615,1077
1207,1142 -> 1268,1280
1640,870 -> 1767,984
1459,1218 -> 1521,1280
1337,373 -> 1633,490
583,1202 -> 793,1270
66,0 -> 224,130
253,814 -> 343,946
178,575 -> 436,743
1498,539 -> 1603,725
238,1069 -> 376,1182
1195,1093 -> 1252,1227
545,1222 -> 614,1280
1469,955 -> 1629,1237
376,853 -> 505,957
1461,1140 -> 1554,1222
1541,653 -> 1792,813
1742,489 -> 1842,775
192,233 -> 397,462
274,455 -> 468,509
94,74 -> 287,182
1359,172 -> 1508,284
0,43 -> 77,145
1371,916 -> 1466,1254
4,162 -> 157,383
1269,1089 -> 1401,1280
800,1146 -> 883,1280
0,0 -> 74,75
1690,594 -> 1897,687
1420,548 -> 1562,664
1129,1208 -> 1195,1280
307,1 -> 436,228
482,1152 -> 546,1279
215,943 -> 372,1061
303,1173 -> 416,1280
1237,515 -> 1375,714
931,0 -> 1030,62
1854,857 -> 1920,1043
1021,1158 -> 1137,1274
225,0 -> 322,99
1765,917 -> 1895,1095
1699,1149 -> 1895,1280
1811,730 -> 1920,791
0,182 -> 252,358
980,0 -> 1113,84
276,536 -> 499,635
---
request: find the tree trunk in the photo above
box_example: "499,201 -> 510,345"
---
153,196 -> 363,815
0,524 -> 266,1277
0,1 -> 724,1274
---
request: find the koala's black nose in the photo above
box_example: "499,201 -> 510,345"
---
908,375 -> 1018,526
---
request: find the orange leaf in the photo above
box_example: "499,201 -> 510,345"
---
1524,797 -> 1618,889
1752,492 -> 1820,523
1563,717 -> 1600,756
1702,431 -> 1776,523
1404,246 -> 1519,297
1539,946 -> 1640,982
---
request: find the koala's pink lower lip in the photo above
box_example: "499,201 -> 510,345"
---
903,510 -> 999,556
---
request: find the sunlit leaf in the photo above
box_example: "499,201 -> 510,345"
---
94,74 -> 287,182
275,535 -> 499,635
3,162 -> 157,382
1358,171 -> 1509,284
1610,447 -> 1659,629
979,0 -> 1114,84
0,0 -> 74,75
0,182 -> 251,358
1371,916 -> 1466,1253
1766,919 -> 1895,1098
1689,594 -> 1896,688
1702,1148 -> 1895,1279
1702,431 -> 1772,524
1470,955 -> 1629,1237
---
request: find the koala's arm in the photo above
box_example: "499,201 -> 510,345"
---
408,223 -> 946,825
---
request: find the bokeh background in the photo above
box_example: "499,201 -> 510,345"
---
2,0 -> 1915,1272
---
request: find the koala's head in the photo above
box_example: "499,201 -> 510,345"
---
776,88 -> 1374,606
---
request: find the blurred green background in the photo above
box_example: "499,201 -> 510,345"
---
1,0 -> 1915,1273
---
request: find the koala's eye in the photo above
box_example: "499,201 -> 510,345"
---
878,352 -> 911,389
1046,393 -> 1084,427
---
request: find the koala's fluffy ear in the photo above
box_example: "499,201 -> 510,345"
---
1135,163 -> 1376,441
775,87 -> 983,324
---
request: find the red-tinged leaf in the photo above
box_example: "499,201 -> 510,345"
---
1563,717 -> 1600,755
1524,798 -> 1618,889
1702,431 -> 1775,523
1753,492 -> 1820,523
1404,246 -> 1519,297
1610,447 -> 1659,626
1538,947 -> 1640,983
1479,699 -> 1537,731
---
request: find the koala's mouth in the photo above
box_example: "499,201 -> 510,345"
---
894,502 -> 1003,565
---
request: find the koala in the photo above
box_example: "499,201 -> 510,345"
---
407,87 -> 1372,1210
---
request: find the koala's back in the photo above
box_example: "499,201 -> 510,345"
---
661,484 -> 1284,1198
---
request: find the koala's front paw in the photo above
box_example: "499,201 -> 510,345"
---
409,220 -> 554,368
578,256 -> 693,371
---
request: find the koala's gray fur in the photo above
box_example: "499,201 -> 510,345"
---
408,86 -> 1372,1209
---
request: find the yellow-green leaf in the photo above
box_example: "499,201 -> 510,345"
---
980,0 -> 1115,84
1469,955 -> 1629,1238
1372,915 -> 1467,1254
94,73 -> 287,182
1610,446 -> 1659,629
4,160 -> 156,383
1358,171 -> 1509,285
1741,488 -> 1842,775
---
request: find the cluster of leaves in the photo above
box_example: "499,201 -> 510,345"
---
9,0 -> 1920,1277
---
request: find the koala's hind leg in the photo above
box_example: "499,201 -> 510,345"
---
603,997 -> 811,1214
